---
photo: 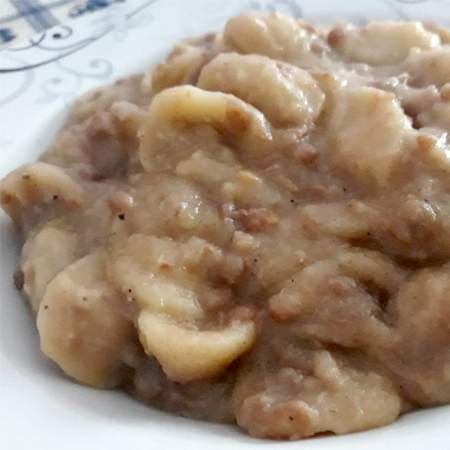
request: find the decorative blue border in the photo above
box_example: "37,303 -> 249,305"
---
0,0 -> 156,73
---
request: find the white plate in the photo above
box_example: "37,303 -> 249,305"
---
1,1 -> 450,449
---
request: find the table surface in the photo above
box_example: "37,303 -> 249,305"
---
0,0 -> 126,47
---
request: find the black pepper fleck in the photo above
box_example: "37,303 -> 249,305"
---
118,213 -> 126,220
44,305 -> 49,310
14,269 -> 24,290
53,194 -> 59,200
288,416 -> 294,421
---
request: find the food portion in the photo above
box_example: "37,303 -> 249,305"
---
2,13 -> 450,440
